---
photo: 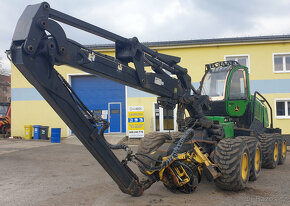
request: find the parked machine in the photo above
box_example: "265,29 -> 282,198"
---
9,2 -> 286,196
0,102 -> 11,136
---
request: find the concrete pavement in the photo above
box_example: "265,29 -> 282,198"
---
63,133 -> 127,145
0,138 -> 289,206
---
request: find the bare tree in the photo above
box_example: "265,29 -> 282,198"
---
0,56 -> 10,76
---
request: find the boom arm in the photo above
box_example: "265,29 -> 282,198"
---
10,2 -> 204,196
12,2 -> 192,100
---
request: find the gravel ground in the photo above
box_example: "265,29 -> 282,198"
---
0,138 -> 289,206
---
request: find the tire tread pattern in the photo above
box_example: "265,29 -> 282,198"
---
258,133 -> 278,169
238,136 -> 261,181
214,137 -> 249,191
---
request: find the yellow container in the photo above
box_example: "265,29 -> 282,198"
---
24,125 -> 33,140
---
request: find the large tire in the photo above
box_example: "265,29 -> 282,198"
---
239,136 -> 262,181
137,132 -> 171,154
277,135 -> 287,165
1,125 -> 9,135
168,131 -> 184,141
258,133 -> 279,169
214,137 -> 250,191
137,132 -> 171,170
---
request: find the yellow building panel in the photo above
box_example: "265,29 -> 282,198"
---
12,63 -> 87,89
11,64 -> 33,88
91,42 -> 290,82
11,100 -> 67,137
261,93 -> 290,134
152,43 -> 290,81
11,39 -> 290,137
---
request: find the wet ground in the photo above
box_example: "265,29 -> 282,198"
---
0,138 -> 289,206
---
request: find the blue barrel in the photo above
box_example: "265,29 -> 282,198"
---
33,125 -> 41,140
51,128 -> 61,143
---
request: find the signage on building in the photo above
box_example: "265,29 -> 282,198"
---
101,110 -> 108,119
128,106 -> 144,138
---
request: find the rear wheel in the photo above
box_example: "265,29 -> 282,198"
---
1,125 -> 10,135
168,131 -> 184,140
137,132 -> 171,172
214,137 -> 250,191
277,135 -> 287,165
239,136 -> 262,181
138,132 -> 171,154
258,133 -> 279,169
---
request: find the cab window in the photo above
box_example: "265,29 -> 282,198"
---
201,70 -> 228,100
229,69 -> 246,100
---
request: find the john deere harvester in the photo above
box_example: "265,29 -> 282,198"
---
10,2 -> 286,196
138,61 -> 287,192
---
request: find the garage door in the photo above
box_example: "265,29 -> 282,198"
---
71,75 -> 126,133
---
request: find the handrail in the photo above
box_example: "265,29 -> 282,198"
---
252,91 -> 273,128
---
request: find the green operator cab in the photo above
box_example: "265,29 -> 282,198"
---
200,61 -> 270,137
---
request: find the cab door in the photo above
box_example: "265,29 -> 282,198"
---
225,68 -> 250,117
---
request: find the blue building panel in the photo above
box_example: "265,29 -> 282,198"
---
71,75 -> 126,133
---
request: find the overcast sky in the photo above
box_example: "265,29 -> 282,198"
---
1,0 -> 290,72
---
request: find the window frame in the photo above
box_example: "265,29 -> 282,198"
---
224,54 -> 250,73
272,52 -> 290,73
274,98 -> 290,119
152,102 -> 177,132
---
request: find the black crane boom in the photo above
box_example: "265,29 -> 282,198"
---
10,2 -> 208,196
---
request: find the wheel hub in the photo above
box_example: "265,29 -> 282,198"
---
274,142 -> 278,162
255,148 -> 261,172
241,152 -> 248,181
282,141 -> 287,158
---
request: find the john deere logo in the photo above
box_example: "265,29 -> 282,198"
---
235,106 -> 240,112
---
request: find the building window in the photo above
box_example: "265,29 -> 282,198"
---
273,53 -> 290,73
154,103 -> 160,131
225,55 -> 250,72
163,108 -> 174,130
153,103 -> 177,132
275,99 -> 290,118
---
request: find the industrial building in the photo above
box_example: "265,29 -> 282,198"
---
11,35 -> 290,137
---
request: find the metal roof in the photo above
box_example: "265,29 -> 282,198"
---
86,34 -> 290,50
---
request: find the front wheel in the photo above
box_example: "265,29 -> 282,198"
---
214,137 -> 250,191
